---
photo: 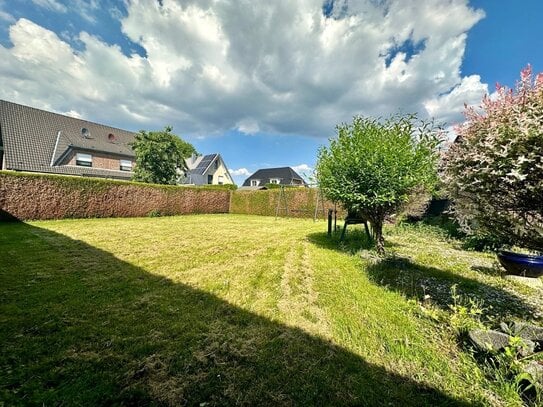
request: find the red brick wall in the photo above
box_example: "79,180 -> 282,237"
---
0,172 -> 230,221
64,150 -> 134,172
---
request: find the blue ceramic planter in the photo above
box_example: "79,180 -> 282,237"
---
497,251 -> 543,278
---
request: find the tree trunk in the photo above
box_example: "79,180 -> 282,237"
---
372,218 -> 385,256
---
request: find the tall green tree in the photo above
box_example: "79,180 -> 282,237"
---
317,115 -> 441,255
132,126 -> 196,185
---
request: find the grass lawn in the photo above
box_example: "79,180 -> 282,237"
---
1,214 -> 541,405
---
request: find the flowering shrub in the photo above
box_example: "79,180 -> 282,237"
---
445,66 -> 543,252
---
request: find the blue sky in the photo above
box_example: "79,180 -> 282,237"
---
0,0 -> 541,185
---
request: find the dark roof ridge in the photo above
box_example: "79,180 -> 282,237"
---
255,166 -> 291,171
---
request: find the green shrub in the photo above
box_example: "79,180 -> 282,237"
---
317,115 -> 442,255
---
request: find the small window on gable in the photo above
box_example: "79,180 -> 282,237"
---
270,178 -> 280,184
120,159 -> 132,171
76,153 -> 92,167
250,179 -> 260,187
207,174 -> 213,184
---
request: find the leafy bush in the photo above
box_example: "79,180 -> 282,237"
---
445,66 -> 543,252
316,115 -> 442,255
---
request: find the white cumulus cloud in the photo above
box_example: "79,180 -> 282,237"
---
0,0 -> 488,136
229,168 -> 252,177
292,164 -> 314,182
424,75 -> 488,125
292,164 -> 312,174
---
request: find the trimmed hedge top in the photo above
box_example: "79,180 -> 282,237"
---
0,170 -> 233,193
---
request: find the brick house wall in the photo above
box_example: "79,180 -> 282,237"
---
63,149 -> 134,172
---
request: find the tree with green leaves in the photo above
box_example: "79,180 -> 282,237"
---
132,126 -> 196,185
316,115 -> 442,255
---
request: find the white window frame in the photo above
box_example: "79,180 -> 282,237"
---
218,175 -> 224,185
76,153 -> 92,167
269,178 -> 280,184
250,179 -> 260,186
120,159 -> 132,171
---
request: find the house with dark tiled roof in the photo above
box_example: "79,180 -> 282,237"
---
241,167 -> 307,188
181,153 -> 234,185
0,100 -> 136,180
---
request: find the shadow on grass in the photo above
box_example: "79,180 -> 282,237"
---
364,257 -> 539,320
470,265 -> 504,278
411,216 -> 509,252
0,221 -> 473,406
307,232 -> 538,322
307,228 -> 399,255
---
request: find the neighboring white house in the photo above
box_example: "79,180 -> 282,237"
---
181,153 -> 235,185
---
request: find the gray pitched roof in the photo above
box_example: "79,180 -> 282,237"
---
0,100 -> 136,179
242,167 -> 307,186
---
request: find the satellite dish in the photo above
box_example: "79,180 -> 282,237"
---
81,127 -> 90,138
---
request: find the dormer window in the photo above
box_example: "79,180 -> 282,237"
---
76,153 -> 92,167
120,159 -> 132,171
81,128 -> 90,138
270,178 -> 280,184
250,179 -> 260,186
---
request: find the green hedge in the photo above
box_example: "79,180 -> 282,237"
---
1,171 -> 339,220
0,171 -> 231,220
230,188 -> 337,218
